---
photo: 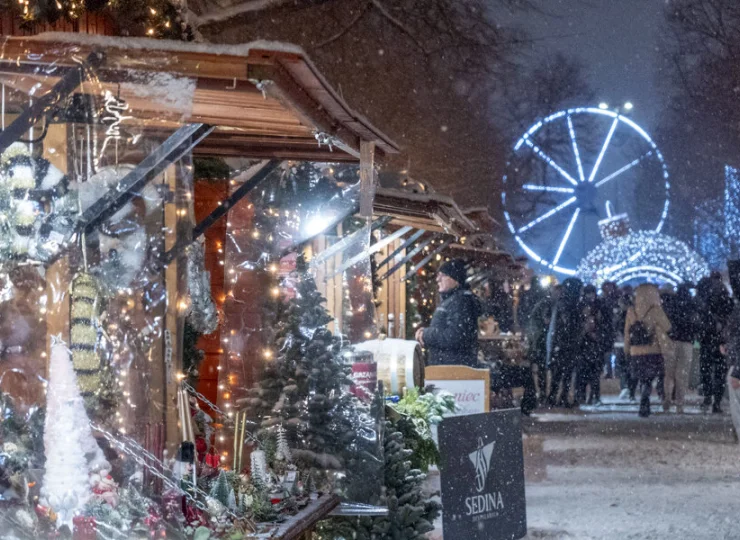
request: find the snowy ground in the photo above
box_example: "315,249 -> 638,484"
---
427,392 -> 740,540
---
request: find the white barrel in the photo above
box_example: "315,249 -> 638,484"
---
353,338 -> 424,395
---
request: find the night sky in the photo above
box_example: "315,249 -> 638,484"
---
519,0 -> 666,132
497,1 -> 676,268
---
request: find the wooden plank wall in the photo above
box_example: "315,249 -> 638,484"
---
374,238 -> 406,339
311,235 -> 344,336
0,12 -> 117,37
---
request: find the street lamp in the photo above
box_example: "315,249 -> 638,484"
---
598,102 -> 609,110
623,101 -> 634,111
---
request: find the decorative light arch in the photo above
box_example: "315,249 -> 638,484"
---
576,230 -> 709,287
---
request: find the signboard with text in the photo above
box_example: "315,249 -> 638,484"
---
425,365 -> 490,414
438,410 -> 527,540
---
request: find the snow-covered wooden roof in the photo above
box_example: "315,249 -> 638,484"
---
0,33 -> 399,161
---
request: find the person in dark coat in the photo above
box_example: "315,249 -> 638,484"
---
663,282 -> 697,413
724,261 -> 740,437
575,285 -> 609,406
518,276 -> 546,331
417,259 -> 482,367
546,278 -> 584,408
601,281 -> 620,378
484,279 -> 515,333
527,288 -> 558,403
696,276 -> 734,413
617,286 -> 637,400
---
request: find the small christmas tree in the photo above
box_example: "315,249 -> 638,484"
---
41,337 -> 106,529
317,416 -> 441,540
275,424 -> 292,464
209,470 -> 234,509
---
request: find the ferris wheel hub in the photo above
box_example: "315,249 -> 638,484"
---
574,182 -> 599,211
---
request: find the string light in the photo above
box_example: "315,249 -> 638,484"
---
577,230 -> 709,287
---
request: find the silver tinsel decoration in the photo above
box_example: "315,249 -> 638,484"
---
186,240 -> 219,334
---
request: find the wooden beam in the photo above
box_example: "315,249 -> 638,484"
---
359,141 -> 376,219
247,63 -> 364,156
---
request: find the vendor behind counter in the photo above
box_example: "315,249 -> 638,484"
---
415,259 -> 482,367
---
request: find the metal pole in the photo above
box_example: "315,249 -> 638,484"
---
379,234 -> 438,281
160,159 -> 280,266
0,50 -> 105,155
78,123 -> 214,235
376,228 -> 425,270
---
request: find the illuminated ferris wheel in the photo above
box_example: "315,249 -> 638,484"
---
502,106 -> 670,275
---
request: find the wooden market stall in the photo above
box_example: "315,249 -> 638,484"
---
0,34 -> 397,536
370,186 -> 522,337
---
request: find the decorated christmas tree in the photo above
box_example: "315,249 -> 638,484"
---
243,254 -> 359,490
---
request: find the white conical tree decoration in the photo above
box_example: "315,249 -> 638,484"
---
250,449 -> 268,487
41,336 -> 103,528
275,424 -> 293,464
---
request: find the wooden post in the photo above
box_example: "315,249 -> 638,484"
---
359,141 -> 375,219
161,162 -> 195,454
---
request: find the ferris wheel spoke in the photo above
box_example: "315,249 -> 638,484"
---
552,208 -> 581,266
517,196 -> 577,234
587,117 -> 619,183
522,137 -> 579,186
567,115 -> 586,182
522,184 -> 575,194
595,151 -> 654,188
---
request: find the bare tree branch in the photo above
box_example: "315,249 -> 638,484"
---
191,0 -> 293,27
369,0 -> 430,54
314,2 -> 372,49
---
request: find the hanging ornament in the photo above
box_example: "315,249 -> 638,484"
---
0,143 -> 75,265
185,240 -> 219,334
70,273 -> 102,396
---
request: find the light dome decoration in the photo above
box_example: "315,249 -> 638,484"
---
502,106 -> 670,275
576,229 -> 709,287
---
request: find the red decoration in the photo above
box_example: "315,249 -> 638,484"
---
73,516 -> 96,540
205,450 -> 220,468
195,436 -> 208,463
183,499 -> 207,526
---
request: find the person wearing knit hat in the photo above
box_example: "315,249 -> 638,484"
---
415,259 -> 482,366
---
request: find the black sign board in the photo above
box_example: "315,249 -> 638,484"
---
438,410 -> 527,540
